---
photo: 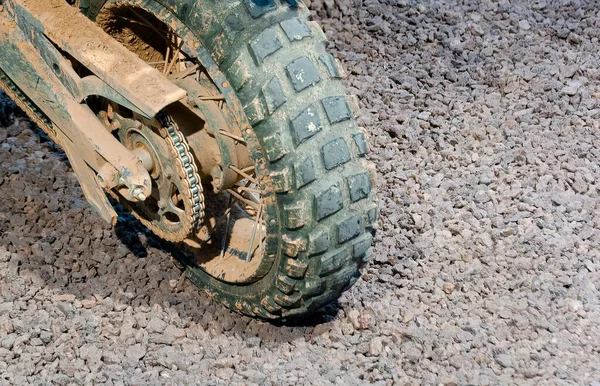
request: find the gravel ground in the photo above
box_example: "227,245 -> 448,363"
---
1,0 -> 600,384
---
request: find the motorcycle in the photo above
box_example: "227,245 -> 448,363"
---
0,0 -> 377,319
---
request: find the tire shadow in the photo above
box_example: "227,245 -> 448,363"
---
0,121 -> 338,346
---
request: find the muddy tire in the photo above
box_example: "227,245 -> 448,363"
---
89,0 -> 377,319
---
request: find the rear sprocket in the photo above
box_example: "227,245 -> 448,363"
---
101,107 -> 204,242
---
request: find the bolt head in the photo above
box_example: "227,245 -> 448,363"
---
136,192 -> 147,201
130,186 -> 147,202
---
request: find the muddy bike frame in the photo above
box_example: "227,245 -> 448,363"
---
0,0 -> 190,223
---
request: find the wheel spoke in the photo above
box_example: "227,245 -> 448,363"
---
114,15 -> 152,28
130,8 -> 169,40
219,195 -> 235,258
126,9 -> 195,70
164,39 -> 184,75
245,201 -> 263,262
199,95 -> 226,101
229,165 -> 259,185
172,64 -> 199,80
258,220 -> 263,259
198,205 -> 233,242
163,41 -> 171,74
226,189 -> 260,211
233,185 -> 261,194
219,130 -> 246,144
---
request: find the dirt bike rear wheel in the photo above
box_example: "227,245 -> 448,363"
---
85,0 -> 378,319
